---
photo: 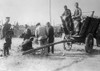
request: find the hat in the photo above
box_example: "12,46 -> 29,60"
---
64,5 -> 67,8
6,17 -> 10,19
75,2 -> 79,5
36,23 -> 40,27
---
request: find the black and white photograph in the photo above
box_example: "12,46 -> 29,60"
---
0,0 -> 100,71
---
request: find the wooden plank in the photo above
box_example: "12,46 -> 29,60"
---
22,39 -> 73,55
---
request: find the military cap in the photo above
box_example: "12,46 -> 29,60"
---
6,17 -> 10,19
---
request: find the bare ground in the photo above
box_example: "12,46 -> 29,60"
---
0,38 -> 100,71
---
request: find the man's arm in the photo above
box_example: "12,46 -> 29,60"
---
75,8 -> 82,18
66,9 -> 71,18
62,11 -> 65,17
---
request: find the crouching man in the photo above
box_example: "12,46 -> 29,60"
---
35,23 -> 48,56
21,37 -> 34,51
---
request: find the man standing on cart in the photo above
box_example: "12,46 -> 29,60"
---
61,5 -> 74,36
61,6 -> 74,55
72,2 -> 82,35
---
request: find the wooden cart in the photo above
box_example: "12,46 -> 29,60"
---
62,12 -> 100,53
23,12 -> 100,55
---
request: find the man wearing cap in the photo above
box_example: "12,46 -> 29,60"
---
21,37 -> 34,51
73,2 -> 82,35
35,23 -> 48,55
23,24 -> 32,40
2,17 -> 11,38
46,22 -> 54,54
20,24 -> 33,51
61,5 -> 74,35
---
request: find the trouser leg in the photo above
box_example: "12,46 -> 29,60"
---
40,39 -> 48,55
7,47 -> 9,55
44,47 -> 48,55
4,48 -> 6,56
44,40 -> 48,55
48,46 -> 50,53
9,44 -> 11,50
39,40 -> 45,55
51,45 -> 54,53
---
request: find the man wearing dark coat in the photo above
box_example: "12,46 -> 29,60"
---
61,5 -> 74,35
72,2 -> 82,35
4,28 -> 14,56
21,25 -> 33,51
46,22 -> 54,54
21,37 -> 34,51
2,17 -> 11,38
23,24 -> 32,40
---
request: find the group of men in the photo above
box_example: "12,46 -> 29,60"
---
61,2 -> 82,35
2,17 -> 54,56
2,2 -> 82,56
35,22 -> 54,55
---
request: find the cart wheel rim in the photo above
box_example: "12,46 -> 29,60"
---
85,34 -> 94,53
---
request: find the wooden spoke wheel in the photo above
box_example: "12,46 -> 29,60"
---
85,33 -> 94,53
63,36 -> 72,51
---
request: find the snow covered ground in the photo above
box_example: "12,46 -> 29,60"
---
0,38 -> 100,71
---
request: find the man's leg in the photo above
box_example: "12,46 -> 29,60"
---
9,44 -> 11,50
48,46 -> 50,53
48,39 -> 50,53
4,43 -> 7,56
77,21 -> 81,34
38,40 -> 44,55
7,47 -> 9,55
51,45 -> 54,54
74,20 -> 79,35
4,47 -> 6,56
50,38 -> 54,54
43,39 -> 48,56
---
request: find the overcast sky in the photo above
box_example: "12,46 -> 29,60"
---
0,0 -> 100,25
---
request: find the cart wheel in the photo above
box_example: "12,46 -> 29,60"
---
85,33 -> 94,53
63,36 -> 72,51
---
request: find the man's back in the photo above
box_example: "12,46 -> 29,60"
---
35,25 -> 47,38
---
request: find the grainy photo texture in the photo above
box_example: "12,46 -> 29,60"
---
0,0 -> 100,71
